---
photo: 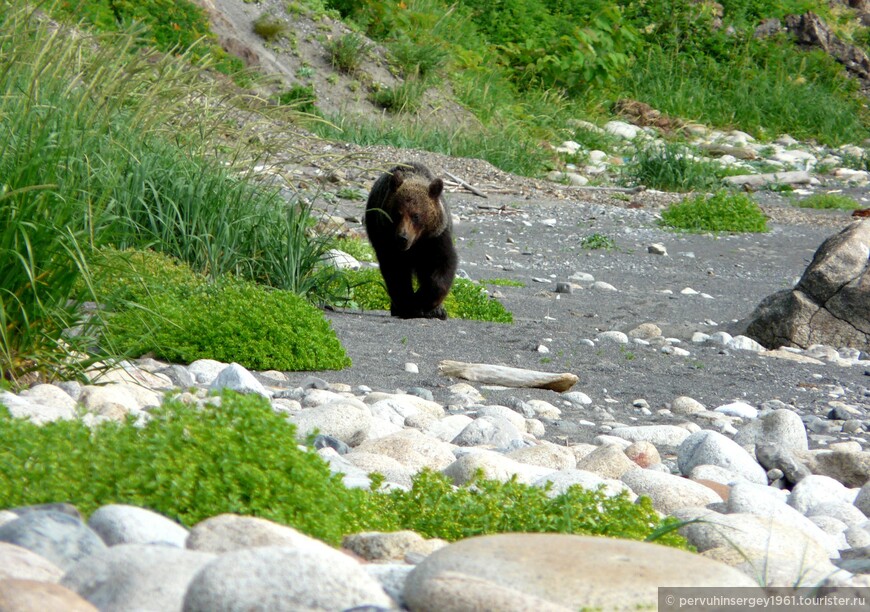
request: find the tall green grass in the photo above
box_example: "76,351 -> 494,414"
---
621,44 -> 867,145
0,3 -> 332,384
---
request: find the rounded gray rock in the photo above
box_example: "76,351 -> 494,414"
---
61,543 -> 215,611
88,504 -> 189,547
182,545 -> 392,612
0,510 -> 106,571
678,430 -> 767,484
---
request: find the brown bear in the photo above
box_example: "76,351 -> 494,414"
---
365,162 -> 458,319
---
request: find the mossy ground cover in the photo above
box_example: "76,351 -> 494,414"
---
0,392 -> 689,549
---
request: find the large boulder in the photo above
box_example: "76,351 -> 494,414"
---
743,220 -> 870,351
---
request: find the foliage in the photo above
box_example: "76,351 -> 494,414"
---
661,191 -> 769,233
389,36 -> 448,78
581,233 -> 616,250
330,237 -> 376,262
793,193 -> 861,210
52,0 -> 244,75
378,470 -> 688,547
93,250 -> 351,371
481,278 -> 525,287
0,393 -> 373,545
344,270 -> 513,322
0,394 -> 690,549
371,79 -> 428,113
278,85 -> 318,113
622,143 -> 723,192
326,32 -> 371,73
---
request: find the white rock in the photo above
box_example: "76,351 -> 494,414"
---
726,482 -> 839,557
713,401 -> 758,419
0,390 -> 76,425
88,505 -> 188,547
620,469 -> 722,514
591,281 -> 618,292
561,391 -> 592,406
0,541 -> 64,582
708,331 -> 733,345
182,545 -> 392,612
788,475 -> 856,514
524,399 -> 561,419
62,544 -> 215,611
289,399 -> 372,446
322,249 -> 361,270
726,335 -> 766,352
451,416 -> 525,448
423,414 -> 475,442
507,442 -> 576,470
186,514 -> 338,556
805,501 -> 867,527
343,452 -> 415,488
354,429 -> 457,472
671,396 -> 706,415
475,405 -> 526,431
604,120 -> 639,140
534,470 -> 635,500
597,331 -> 628,344
187,359 -> 228,385
609,425 -> 692,450
678,430 -> 767,484
442,450 -> 554,485
209,363 -> 271,398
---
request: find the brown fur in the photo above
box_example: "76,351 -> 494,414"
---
365,163 -> 457,319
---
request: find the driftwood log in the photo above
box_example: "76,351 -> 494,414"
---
438,360 -> 578,392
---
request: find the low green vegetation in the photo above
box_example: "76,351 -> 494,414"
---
661,191 -> 769,233
794,193 -> 862,210
481,278 -> 525,288
622,144 -> 723,192
94,250 -> 350,372
581,233 -> 617,250
344,270 -> 513,322
0,4 -> 339,384
0,393 -> 689,549
326,32 -> 371,74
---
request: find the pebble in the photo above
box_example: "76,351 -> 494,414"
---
2,355 -> 870,607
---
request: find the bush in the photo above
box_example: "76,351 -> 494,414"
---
326,32 -> 370,74
661,190 -> 768,233
344,270 -> 513,322
95,250 -> 351,371
0,393 -> 690,549
581,233 -> 616,250
371,79 -> 428,113
622,143 -> 722,192
794,193 -> 861,210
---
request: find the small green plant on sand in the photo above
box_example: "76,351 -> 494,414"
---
794,193 -> 862,210
481,278 -> 525,288
326,32 -> 370,74
581,233 -> 616,250
622,143 -> 722,192
661,190 -> 768,233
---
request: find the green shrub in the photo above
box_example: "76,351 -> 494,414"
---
331,237 -> 375,262
326,32 -> 370,74
794,193 -> 861,210
661,190 -> 768,233
0,393 -> 689,549
278,85 -> 318,113
622,143 -> 722,192
480,278 -> 525,287
344,270 -> 513,322
371,79 -> 428,113
253,14 -> 288,41
104,279 -> 352,372
389,36 -> 447,78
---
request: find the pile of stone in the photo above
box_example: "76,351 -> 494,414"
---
1,356 -> 869,610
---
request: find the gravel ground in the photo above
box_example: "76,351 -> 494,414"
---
281,180 -> 870,449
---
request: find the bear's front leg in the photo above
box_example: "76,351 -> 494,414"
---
412,234 -> 457,319
378,259 -> 420,318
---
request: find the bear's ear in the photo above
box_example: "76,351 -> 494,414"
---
390,170 -> 405,190
428,178 -> 444,199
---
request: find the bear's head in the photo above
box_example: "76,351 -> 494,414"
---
390,171 -> 447,251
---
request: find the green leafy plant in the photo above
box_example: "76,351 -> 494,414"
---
371,79 -> 428,113
480,278 -> 525,287
581,233 -> 616,250
326,32 -> 370,73
278,85 -> 318,113
793,193 -> 861,210
95,252 -> 351,371
0,393 -> 690,549
661,190 -> 768,233
622,143 -> 723,192
343,270 -> 512,322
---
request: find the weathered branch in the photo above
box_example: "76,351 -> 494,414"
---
438,360 -> 578,392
